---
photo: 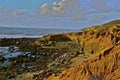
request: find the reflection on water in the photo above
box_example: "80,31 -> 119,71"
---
0,60 -> 10,67
0,46 -> 30,67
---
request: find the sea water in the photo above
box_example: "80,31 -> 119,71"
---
0,27 -> 79,38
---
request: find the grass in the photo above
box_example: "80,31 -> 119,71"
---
103,20 -> 120,25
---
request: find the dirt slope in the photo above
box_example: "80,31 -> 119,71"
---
48,24 -> 120,80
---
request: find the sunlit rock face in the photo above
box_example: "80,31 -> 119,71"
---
48,21 -> 120,80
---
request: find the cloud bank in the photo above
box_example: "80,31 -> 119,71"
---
0,0 -> 120,29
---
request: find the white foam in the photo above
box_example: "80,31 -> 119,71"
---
0,35 -> 42,38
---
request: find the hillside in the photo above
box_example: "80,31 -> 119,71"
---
103,20 -> 120,25
48,21 -> 120,80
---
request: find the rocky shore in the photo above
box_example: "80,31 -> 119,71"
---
1,20 -> 120,80
0,34 -> 88,80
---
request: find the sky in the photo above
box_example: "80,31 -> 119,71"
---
0,0 -> 120,29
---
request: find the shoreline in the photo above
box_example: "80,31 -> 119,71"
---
0,27 -> 80,39
0,33 -> 84,80
0,35 -> 43,39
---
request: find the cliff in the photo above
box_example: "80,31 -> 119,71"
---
48,22 -> 120,80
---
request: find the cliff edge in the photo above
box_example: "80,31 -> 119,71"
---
48,21 -> 120,80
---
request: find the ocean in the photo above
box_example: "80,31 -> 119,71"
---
0,27 -> 79,38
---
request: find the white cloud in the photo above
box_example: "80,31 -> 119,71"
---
0,0 -> 120,29
12,11 -> 20,18
39,0 -> 80,16
40,3 -> 51,15
53,1 -> 63,15
12,10 -> 32,18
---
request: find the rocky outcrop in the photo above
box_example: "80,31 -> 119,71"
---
48,44 -> 120,80
48,24 -> 120,80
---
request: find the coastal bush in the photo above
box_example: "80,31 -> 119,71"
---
49,34 -> 71,42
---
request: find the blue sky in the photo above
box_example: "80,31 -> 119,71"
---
0,0 -> 120,29
0,0 -> 59,10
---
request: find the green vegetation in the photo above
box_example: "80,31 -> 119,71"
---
103,20 -> 120,25
49,34 -> 71,42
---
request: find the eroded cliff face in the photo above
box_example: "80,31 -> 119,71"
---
66,25 -> 120,55
48,24 -> 120,80
49,45 -> 120,80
